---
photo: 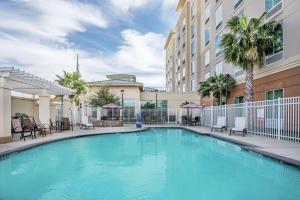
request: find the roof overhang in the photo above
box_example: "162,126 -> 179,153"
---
164,30 -> 176,50
0,67 -> 74,96
176,0 -> 187,12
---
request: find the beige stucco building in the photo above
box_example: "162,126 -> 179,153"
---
85,74 -> 200,114
166,0 -> 300,105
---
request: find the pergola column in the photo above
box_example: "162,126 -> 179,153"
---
39,93 -> 50,124
0,77 -> 12,143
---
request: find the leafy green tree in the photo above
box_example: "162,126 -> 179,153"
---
198,74 -> 236,106
142,102 -> 155,109
89,87 -> 120,108
222,13 -> 278,102
56,71 -> 86,106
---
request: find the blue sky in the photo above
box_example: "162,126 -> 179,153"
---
0,0 -> 178,86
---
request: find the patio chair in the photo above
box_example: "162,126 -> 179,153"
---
211,117 -> 226,132
11,118 -> 34,141
61,117 -> 73,131
229,117 -> 247,137
181,116 -> 188,125
144,116 -> 151,124
49,119 -> 57,132
21,118 -> 38,140
192,116 -> 201,126
34,118 -> 51,136
80,116 -> 94,129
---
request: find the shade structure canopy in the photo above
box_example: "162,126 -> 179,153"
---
102,103 -> 123,109
180,102 -> 203,109
0,67 -> 73,95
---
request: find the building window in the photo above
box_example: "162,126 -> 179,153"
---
266,24 -> 283,64
157,100 -> 168,109
182,83 -> 186,92
215,33 -> 222,56
234,65 -> 243,77
234,96 -> 244,104
215,61 -> 222,75
270,24 -> 283,55
191,22 -> 195,39
178,72 -> 181,81
191,79 -> 196,92
191,3 -> 196,19
191,41 -> 195,56
205,3 -> 210,22
205,50 -> 210,67
234,0 -> 243,9
182,52 -> 186,64
205,72 -> 210,80
182,67 -> 186,79
182,17 -> 186,31
191,60 -> 196,74
265,0 -> 282,12
238,9 -> 244,19
205,26 -> 210,45
266,89 -> 284,100
216,4 -> 222,28
177,58 -> 181,67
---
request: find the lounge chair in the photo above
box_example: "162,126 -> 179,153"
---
80,116 -> 94,129
229,117 -> 247,137
61,117 -> 73,131
11,118 -> 34,141
34,118 -> 51,136
211,116 -> 226,132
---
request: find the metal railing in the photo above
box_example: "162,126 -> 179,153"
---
66,96 -> 300,142
202,97 -> 300,142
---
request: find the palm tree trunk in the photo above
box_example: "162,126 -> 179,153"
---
245,64 -> 254,102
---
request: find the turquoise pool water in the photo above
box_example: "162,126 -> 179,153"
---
0,128 -> 300,200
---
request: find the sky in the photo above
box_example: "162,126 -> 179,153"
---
0,0 -> 178,87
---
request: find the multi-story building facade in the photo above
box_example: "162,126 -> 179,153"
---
165,30 -> 176,92
166,0 -> 300,105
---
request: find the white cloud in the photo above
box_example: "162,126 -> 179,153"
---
108,0 -> 178,23
0,29 -> 166,87
0,0 -> 107,43
0,0 -> 173,87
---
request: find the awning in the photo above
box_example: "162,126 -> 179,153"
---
0,67 -> 73,95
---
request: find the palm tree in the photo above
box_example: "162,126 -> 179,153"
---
222,13 -> 278,102
198,74 -> 236,106
89,87 -> 120,108
56,71 -> 86,106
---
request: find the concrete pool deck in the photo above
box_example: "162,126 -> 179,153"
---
1,125 -> 300,167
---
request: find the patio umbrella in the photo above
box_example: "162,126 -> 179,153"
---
180,102 -> 203,109
102,103 -> 123,120
180,102 -> 203,119
102,103 -> 123,109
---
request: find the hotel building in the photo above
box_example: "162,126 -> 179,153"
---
165,0 -> 300,105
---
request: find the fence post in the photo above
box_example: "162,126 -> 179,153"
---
167,109 -> 170,124
277,98 -> 281,140
245,102 -> 248,131
210,106 -> 213,127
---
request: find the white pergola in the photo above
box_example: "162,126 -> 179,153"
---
0,67 -> 74,143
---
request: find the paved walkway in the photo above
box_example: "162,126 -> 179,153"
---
1,125 -> 300,167
0,125 -> 145,156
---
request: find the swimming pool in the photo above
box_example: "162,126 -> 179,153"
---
0,128 -> 299,200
